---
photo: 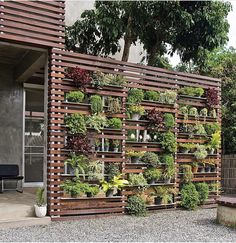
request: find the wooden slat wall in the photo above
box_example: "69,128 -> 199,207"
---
222,154 -> 236,194
47,48 -> 221,219
0,0 -> 65,48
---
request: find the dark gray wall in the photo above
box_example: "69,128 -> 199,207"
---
0,64 -> 23,175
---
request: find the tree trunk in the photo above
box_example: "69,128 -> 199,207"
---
122,36 -> 132,62
147,44 -> 158,66
122,16 -> 133,62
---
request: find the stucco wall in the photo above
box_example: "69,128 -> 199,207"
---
65,0 -> 145,64
0,64 -> 23,175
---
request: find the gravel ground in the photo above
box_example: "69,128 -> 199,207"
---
0,208 -> 236,242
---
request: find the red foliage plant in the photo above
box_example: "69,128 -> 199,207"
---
65,67 -> 91,90
147,108 -> 164,130
206,88 -> 219,108
66,134 -> 91,155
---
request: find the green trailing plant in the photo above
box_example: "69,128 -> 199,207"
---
107,97 -> 121,114
36,187 -> 46,206
87,160 -> 104,181
100,174 -> 129,193
161,131 -> 177,153
141,152 -> 159,167
105,163 -> 120,181
90,95 -> 103,114
65,153 -> 89,179
66,91 -> 85,103
181,165 -> 193,183
144,90 -> 160,101
194,144 -> 208,160
65,113 -> 87,135
108,118 -> 122,129
180,183 -> 199,210
127,105 -> 145,116
195,183 -> 209,204
86,114 -> 108,133
200,108 -> 208,117
153,186 -> 177,204
127,195 -> 147,216
164,113 -> 175,130
189,107 -> 199,119
61,178 -> 90,198
194,124 -> 207,135
127,88 -> 144,104
143,168 -> 162,183
204,123 -> 220,136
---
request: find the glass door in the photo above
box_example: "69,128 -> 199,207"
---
24,88 -> 44,185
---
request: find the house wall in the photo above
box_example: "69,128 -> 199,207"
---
0,64 -> 23,175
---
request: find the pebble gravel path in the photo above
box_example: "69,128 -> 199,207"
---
0,209 -> 236,242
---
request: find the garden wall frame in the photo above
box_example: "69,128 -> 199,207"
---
48,49 -> 221,219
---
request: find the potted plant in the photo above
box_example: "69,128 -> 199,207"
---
94,138 -> 101,152
163,113 -> 175,130
153,186 -> 176,205
209,109 -> 217,118
66,91 -> 85,103
208,131 -> 221,154
194,124 -> 207,136
199,163 -> 205,173
104,138 -> 110,152
204,122 -> 220,136
189,107 -> 199,119
192,162 -> 199,173
87,160 -> 104,181
195,183 -> 209,205
160,131 -> 177,153
128,173 -> 148,192
107,97 -> 121,114
162,156 -> 175,183
90,95 -> 103,114
108,118 -> 122,129
144,90 -> 160,102
200,108 -> 208,117
100,174 -> 129,197
194,144 -> 208,160
128,105 -> 145,120
66,134 -> 91,155
105,163 -> 120,182
204,163 -> 211,173
65,113 -> 87,135
127,88 -> 144,104
146,108 -> 164,130
113,139 -> 120,152
179,106 -> 188,120
86,114 -> 108,133
86,185 -> 100,198
144,168 -> 162,184
206,88 -> 219,109
141,152 -> 159,167
178,143 -> 190,153
194,87 -> 205,97
181,164 -> 193,183
126,150 -> 145,163
35,187 -> 47,218
161,91 -> 177,104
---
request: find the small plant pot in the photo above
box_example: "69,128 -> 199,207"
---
67,166 -> 75,175
148,179 -> 156,185
104,146 -> 110,152
205,167 -> 211,173
180,148 -> 189,154
86,192 -> 93,198
199,167 -> 205,173
96,146 -> 101,152
132,113 -> 141,121
211,167 -> 217,172
35,205 -> 47,218
163,178 -> 171,184
154,196 -> 162,205
113,148 -> 119,153
131,157 -> 140,164
209,149 -> 215,155
192,166 -> 198,174
106,189 -> 114,197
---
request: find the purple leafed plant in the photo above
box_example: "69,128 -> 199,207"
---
147,108 -> 164,130
65,67 -> 91,90
66,134 -> 91,155
206,88 -> 219,108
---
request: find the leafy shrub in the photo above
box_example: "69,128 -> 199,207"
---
205,123 -> 220,136
180,183 -> 199,210
145,90 -> 160,101
108,118 -> 122,129
189,107 -> 198,118
128,173 -> 148,187
161,91 -> 177,104
164,113 -> 175,129
66,91 -> 85,103
90,95 -> 103,114
147,108 -> 163,130
127,88 -> 144,104
107,97 -> 121,114
128,105 -> 145,115
144,168 -> 162,182
194,124 -> 207,135
194,144 -> 208,160
195,183 -> 209,204
126,150 -> 146,158
195,88 -> 205,97
208,131 -> 221,150
65,113 -> 87,135
104,73 -> 126,86
200,108 -> 208,117
105,163 -> 120,181
161,132 -> 177,153
91,71 -> 109,89
160,154 -> 174,165
178,87 -> 204,97
86,185 -> 100,197
86,114 -> 108,133
141,152 -> 159,167
127,195 -> 147,216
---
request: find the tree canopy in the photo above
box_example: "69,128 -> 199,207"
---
66,1 -> 231,66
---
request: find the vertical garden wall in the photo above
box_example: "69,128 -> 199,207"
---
47,49 -> 221,219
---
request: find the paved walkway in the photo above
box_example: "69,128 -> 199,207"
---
0,209 -> 236,242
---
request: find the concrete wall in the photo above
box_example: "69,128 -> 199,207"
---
0,64 -> 23,175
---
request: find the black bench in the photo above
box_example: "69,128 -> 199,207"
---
0,164 -> 24,193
